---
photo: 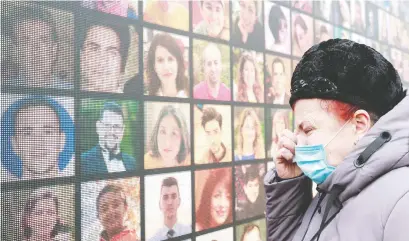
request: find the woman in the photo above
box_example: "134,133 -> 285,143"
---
22,189 -> 71,241
268,110 -> 290,159
267,4 -> 290,54
196,168 -> 233,231
264,39 -> 409,241
234,108 -> 265,161
145,105 -> 190,169
193,0 -> 229,40
146,33 -> 188,98
293,15 -> 311,57
235,53 -> 263,103
231,1 -> 263,49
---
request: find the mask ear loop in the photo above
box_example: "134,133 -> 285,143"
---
324,119 -> 352,148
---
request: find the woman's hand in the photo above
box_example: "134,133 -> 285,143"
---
275,129 -> 303,179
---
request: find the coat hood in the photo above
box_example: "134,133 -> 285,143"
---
319,94 -> 409,202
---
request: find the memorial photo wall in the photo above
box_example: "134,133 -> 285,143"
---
1,1 -> 408,241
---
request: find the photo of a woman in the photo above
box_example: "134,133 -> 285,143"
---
265,3 -> 290,55
292,13 -> 313,57
268,109 -> 291,159
195,168 -> 233,231
234,108 -> 265,161
145,31 -> 189,98
234,51 -> 264,103
145,103 -> 191,169
22,188 -> 71,241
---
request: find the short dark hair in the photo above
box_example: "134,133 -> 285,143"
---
240,224 -> 260,241
3,3 -> 58,43
99,101 -> 124,120
201,107 -> 222,129
244,166 -> 260,184
79,19 -> 130,73
268,5 -> 286,44
13,99 -> 62,133
161,177 -> 180,196
96,184 -> 126,214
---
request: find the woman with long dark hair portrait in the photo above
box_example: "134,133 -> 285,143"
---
145,105 -> 191,169
22,188 -> 71,241
196,168 -> 233,231
234,108 -> 265,161
146,33 -> 189,98
235,53 -> 263,103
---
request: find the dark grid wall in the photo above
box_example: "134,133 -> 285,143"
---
1,1 -> 408,241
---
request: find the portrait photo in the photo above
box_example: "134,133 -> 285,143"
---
79,15 -> 139,94
235,163 -> 266,220
331,0 -> 351,29
193,39 -> 231,101
144,101 -> 191,169
144,171 -> 192,241
350,0 -> 365,34
314,0 -> 332,21
194,104 -> 232,165
292,0 -> 313,14
1,95 -> 74,182
143,28 -> 190,98
1,2 -> 74,89
365,2 -> 378,39
232,49 -> 264,103
266,109 -> 293,159
315,20 -> 333,44
81,0 -> 139,19
265,54 -> 291,105
196,227 -> 233,241
234,107 -> 265,161
231,0 -> 264,49
264,2 -> 291,55
79,99 -> 141,175
195,167 -> 233,231
2,185 -> 75,241
143,0 -> 189,31
334,27 -> 351,39
236,219 -> 267,241
81,177 -> 140,241
292,13 -> 313,57
378,9 -> 389,43
192,0 -> 230,41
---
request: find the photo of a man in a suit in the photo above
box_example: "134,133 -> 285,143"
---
81,101 -> 136,175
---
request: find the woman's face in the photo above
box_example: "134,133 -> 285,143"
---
201,1 -> 225,37
278,18 -> 288,43
157,115 -> 182,165
154,45 -> 178,88
28,198 -> 57,238
294,99 -> 365,166
210,182 -> 230,225
295,24 -> 308,53
243,60 -> 256,88
239,1 -> 257,33
242,115 -> 256,145
273,114 -> 286,138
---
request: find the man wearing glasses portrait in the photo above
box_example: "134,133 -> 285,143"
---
81,101 -> 136,174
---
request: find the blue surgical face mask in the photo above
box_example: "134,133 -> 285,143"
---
294,119 -> 351,184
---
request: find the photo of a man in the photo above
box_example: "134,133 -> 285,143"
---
145,172 -> 192,241
96,184 -> 139,241
2,3 -> 73,89
193,42 -> 231,101
195,106 -> 232,164
1,95 -> 74,182
193,0 -> 229,40
80,19 -> 130,93
266,56 -> 291,105
81,101 -> 137,175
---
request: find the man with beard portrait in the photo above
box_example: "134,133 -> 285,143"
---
81,101 -> 136,174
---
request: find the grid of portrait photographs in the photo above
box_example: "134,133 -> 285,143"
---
1,1 -> 408,241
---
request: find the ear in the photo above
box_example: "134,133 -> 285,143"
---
352,109 -> 371,136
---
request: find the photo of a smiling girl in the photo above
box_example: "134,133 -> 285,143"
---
144,29 -> 189,98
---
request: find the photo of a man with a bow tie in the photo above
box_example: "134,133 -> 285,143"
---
81,101 -> 137,175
